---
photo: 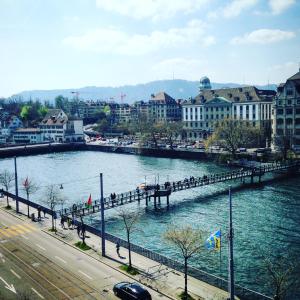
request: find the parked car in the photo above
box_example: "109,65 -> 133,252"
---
113,282 -> 152,300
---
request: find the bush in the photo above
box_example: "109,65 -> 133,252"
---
119,265 -> 139,275
74,241 -> 91,251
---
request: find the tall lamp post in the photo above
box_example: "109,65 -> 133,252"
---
14,157 -> 19,213
228,186 -> 235,300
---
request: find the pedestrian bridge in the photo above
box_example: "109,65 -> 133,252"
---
56,160 -> 300,218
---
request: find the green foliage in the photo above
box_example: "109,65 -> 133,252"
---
55,95 -> 69,110
103,105 -> 111,115
119,265 -> 139,275
74,241 -> 91,251
38,106 -> 48,117
20,105 -> 31,120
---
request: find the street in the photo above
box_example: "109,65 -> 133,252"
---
0,209 -> 167,300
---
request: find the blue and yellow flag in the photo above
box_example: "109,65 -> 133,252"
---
205,230 -> 221,251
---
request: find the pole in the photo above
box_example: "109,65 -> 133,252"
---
220,228 -> 222,276
100,173 -> 105,257
14,157 -> 19,213
228,186 -> 235,300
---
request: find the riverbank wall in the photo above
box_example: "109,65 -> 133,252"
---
0,142 -> 255,162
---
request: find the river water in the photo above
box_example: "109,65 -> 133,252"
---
0,151 -> 299,298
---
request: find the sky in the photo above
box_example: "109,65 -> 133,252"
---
0,0 -> 299,97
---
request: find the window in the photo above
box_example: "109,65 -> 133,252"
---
277,119 -> 284,125
296,109 -> 300,114
287,100 -> 292,105
277,109 -> 283,114
286,118 -> 293,125
277,129 -> 283,135
286,108 -> 293,115
253,114 -> 256,120
295,118 -> 300,125
286,88 -> 293,96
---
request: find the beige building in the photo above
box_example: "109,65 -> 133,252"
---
272,70 -> 300,151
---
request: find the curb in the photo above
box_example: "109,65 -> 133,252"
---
0,206 -> 26,221
42,229 -> 176,300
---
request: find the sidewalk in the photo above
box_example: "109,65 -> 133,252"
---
0,196 -> 229,300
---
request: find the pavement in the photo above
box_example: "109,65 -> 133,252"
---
0,196 -> 229,300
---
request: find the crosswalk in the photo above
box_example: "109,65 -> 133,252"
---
0,223 -> 36,240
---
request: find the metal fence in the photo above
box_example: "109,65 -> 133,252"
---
81,222 -> 271,300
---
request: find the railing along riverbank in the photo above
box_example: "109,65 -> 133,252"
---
78,222 -> 272,300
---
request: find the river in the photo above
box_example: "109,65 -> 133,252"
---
1,151 -> 299,298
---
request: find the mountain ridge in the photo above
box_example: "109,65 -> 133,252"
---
13,79 -> 277,104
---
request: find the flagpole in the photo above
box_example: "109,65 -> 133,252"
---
228,186 -> 235,300
219,228 -> 222,276
100,173 -> 105,257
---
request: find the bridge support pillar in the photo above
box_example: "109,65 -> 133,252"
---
146,196 -> 148,206
158,196 -> 161,205
154,196 -> 157,209
166,195 -> 169,208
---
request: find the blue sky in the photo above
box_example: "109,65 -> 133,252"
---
0,0 -> 299,97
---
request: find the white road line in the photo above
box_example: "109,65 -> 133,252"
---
78,270 -> 93,280
31,287 -> 45,299
55,256 -> 66,264
1,223 -> 8,227
36,244 -> 46,251
10,269 -> 21,279
21,235 -> 29,240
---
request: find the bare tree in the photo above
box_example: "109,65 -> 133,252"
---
117,208 -> 140,269
264,253 -> 300,300
164,225 -> 204,300
0,170 -> 14,208
43,185 -> 63,231
22,177 -> 38,217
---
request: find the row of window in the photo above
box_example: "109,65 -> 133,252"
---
277,118 -> 300,125
277,108 -> 300,115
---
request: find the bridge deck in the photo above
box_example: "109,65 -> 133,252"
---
57,161 -> 300,217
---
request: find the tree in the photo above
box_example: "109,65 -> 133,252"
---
55,95 -> 69,111
0,170 -> 14,208
117,208 -> 140,269
207,119 -> 259,158
164,225 -> 204,300
22,177 -> 38,218
43,185 -> 63,231
264,252 -> 300,300
164,121 -> 183,149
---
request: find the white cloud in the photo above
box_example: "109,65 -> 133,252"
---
63,20 -> 215,55
95,0 -> 208,20
223,0 -> 258,18
269,0 -> 295,15
231,29 -> 295,45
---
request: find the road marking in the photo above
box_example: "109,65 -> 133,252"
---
36,244 -> 46,251
78,270 -> 93,280
0,276 -> 17,294
10,269 -> 21,279
0,229 -> 11,237
31,288 -> 45,299
21,235 -> 29,240
55,256 -> 67,264
0,252 -> 5,263
22,223 -> 35,230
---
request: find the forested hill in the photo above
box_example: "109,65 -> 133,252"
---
13,79 -> 277,104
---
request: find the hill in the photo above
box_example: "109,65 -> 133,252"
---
12,80 -> 277,104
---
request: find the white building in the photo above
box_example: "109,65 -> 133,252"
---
182,80 -> 275,141
39,109 -> 84,142
13,128 -> 42,144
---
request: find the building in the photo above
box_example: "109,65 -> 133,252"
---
39,109 -> 84,142
77,100 -> 108,119
272,69 -> 300,151
148,92 -> 182,122
13,128 -> 42,144
110,103 -> 137,124
0,114 -> 23,142
183,77 -> 275,141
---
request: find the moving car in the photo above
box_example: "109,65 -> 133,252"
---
113,282 -> 152,300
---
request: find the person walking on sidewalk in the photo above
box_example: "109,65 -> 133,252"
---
116,240 -> 120,257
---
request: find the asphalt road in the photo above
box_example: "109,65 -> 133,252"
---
0,210 -> 167,300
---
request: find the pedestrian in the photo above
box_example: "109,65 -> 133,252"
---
43,208 -> 46,218
61,216 -> 65,229
77,224 -> 81,237
116,240 -> 120,257
37,206 -> 41,221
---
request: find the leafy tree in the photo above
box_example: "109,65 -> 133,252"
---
164,121 -> 183,149
164,225 -> 204,300
117,208 -> 140,269
55,95 -> 69,111
0,170 -> 14,208
207,119 -> 259,158
38,106 -> 48,117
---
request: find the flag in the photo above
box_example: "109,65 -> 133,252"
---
205,230 -> 221,251
86,194 -> 92,208
23,177 -> 29,188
